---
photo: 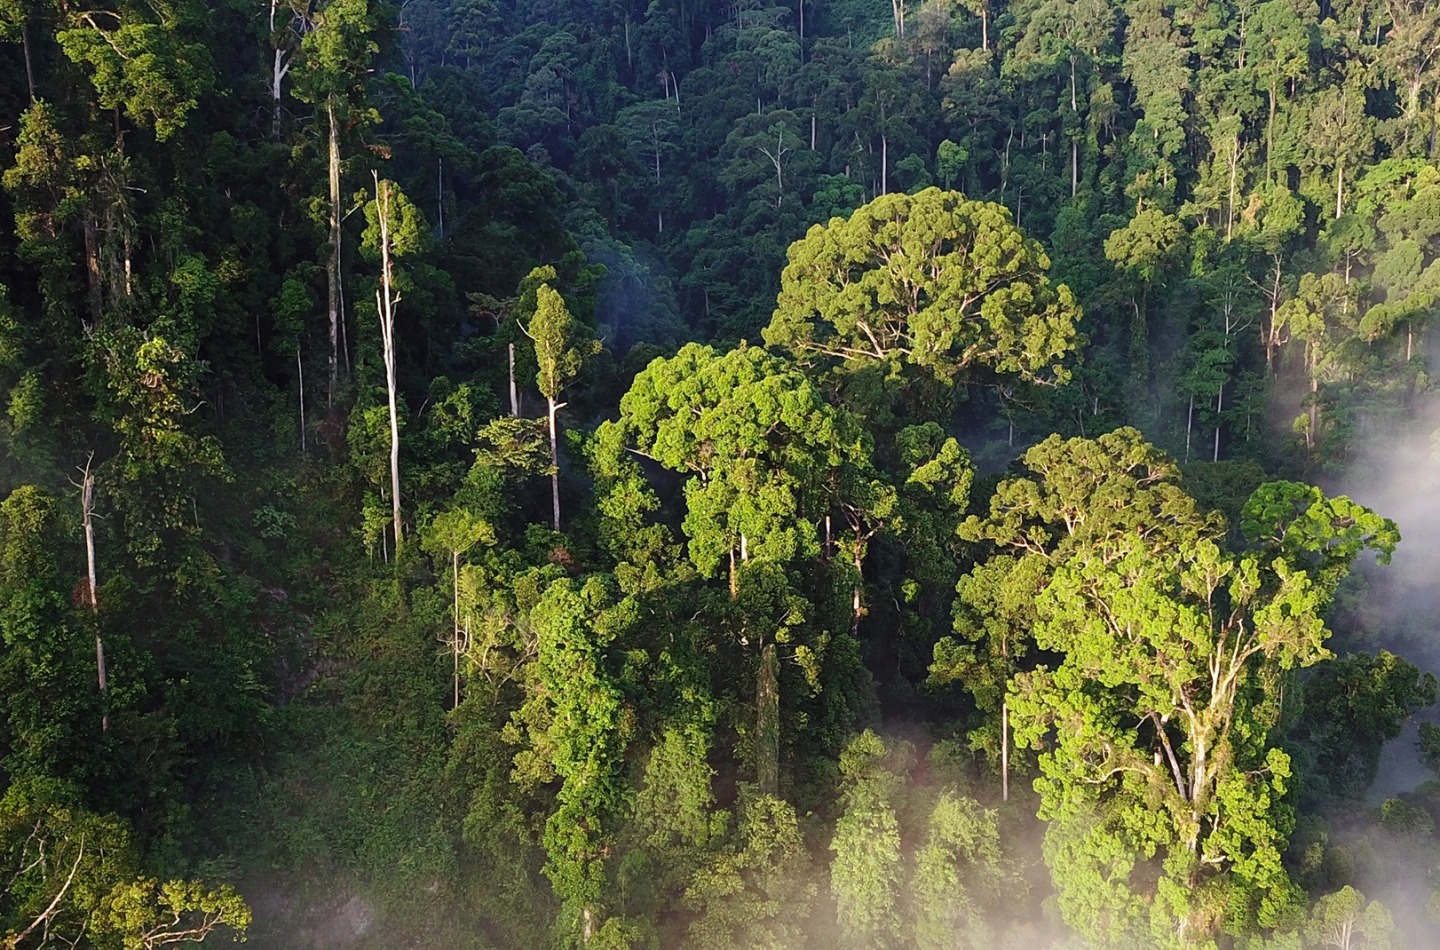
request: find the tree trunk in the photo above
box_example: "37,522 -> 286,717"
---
81,463 -> 108,732
881,132 -> 888,195
1266,84 -> 1276,183
1070,55 -> 1078,197
1213,380 -> 1223,463
375,177 -> 403,555
272,47 -> 288,136
21,21 -> 36,101
327,100 -> 343,405
83,215 -> 102,325
548,396 -> 561,532
756,642 -> 780,796
1001,698 -> 1009,802
1307,347 -> 1319,451
1226,133 -> 1239,241
453,550 -> 461,709
1336,162 -> 1344,219
1185,393 -> 1193,463
508,342 -> 519,416
297,346 -> 306,453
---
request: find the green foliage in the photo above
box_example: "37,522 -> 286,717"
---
765,188 -> 1082,425
951,428 -> 1392,945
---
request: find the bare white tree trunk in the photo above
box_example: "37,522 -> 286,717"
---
374,174 -> 403,554
548,396 -> 562,531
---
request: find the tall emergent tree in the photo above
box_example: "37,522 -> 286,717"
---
362,175 -> 427,555
948,428 -> 1398,946
525,283 -> 597,533
764,187 -> 1081,428
295,0 -> 378,400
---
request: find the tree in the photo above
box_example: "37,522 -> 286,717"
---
958,428 -> 1396,945
511,576 -> 630,944
683,795 -> 816,949
1,779 -> 250,950
525,283 -> 598,533
1302,886 -> 1395,949
294,0 -> 379,401
829,731 -> 902,945
602,343 -> 882,792
55,0 -> 215,142
1005,0 -> 1117,197
763,188 -> 1082,427
362,176 -> 427,555
423,508 -> 495,708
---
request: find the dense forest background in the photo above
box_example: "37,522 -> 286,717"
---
4,0 -> 1440,946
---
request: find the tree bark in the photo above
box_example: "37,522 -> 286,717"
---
297,345 -> 306,453
374,176 -> 403,554
508,342 -> 519,416
756,642 -> 779,796
1185,393 -> 1193,463
453,550 -> 461,708
1213,381 -> 1223,463
1001,698 -> 1009,802
548,396 -> 562,532
327,100 -> 343,405
21,21 -> 36,101
80,461 -> 108,732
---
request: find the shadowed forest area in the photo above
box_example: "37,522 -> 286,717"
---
3,0 -> 1440,947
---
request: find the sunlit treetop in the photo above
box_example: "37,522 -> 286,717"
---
763,188 -> 1083,402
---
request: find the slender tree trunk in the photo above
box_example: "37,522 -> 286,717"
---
981,5 -> 988,51
375,177 -> 403,554
1213,380 -> 1223,463
437,158 -> 444,240
1336,162 -> 1344,219
272,48 -> 288,136
21,22 -> 36,101
1266,84 -> 1276,183
548,396 -> 561,532
850,540 -> 864,637
1001,698 -> 1009,802
80,462 -> 108,732
1307,346 -> 1319,450
1185,393 -> 1193,463
1070,55 -> 1078,197
327,100 -> 343,405
83,215 -> 102,325
508,342 -> 519,416
881,132 -> 888,195
297,346 -> 306,453
453,549 -> 461,709
1226,134 -> 1239,241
